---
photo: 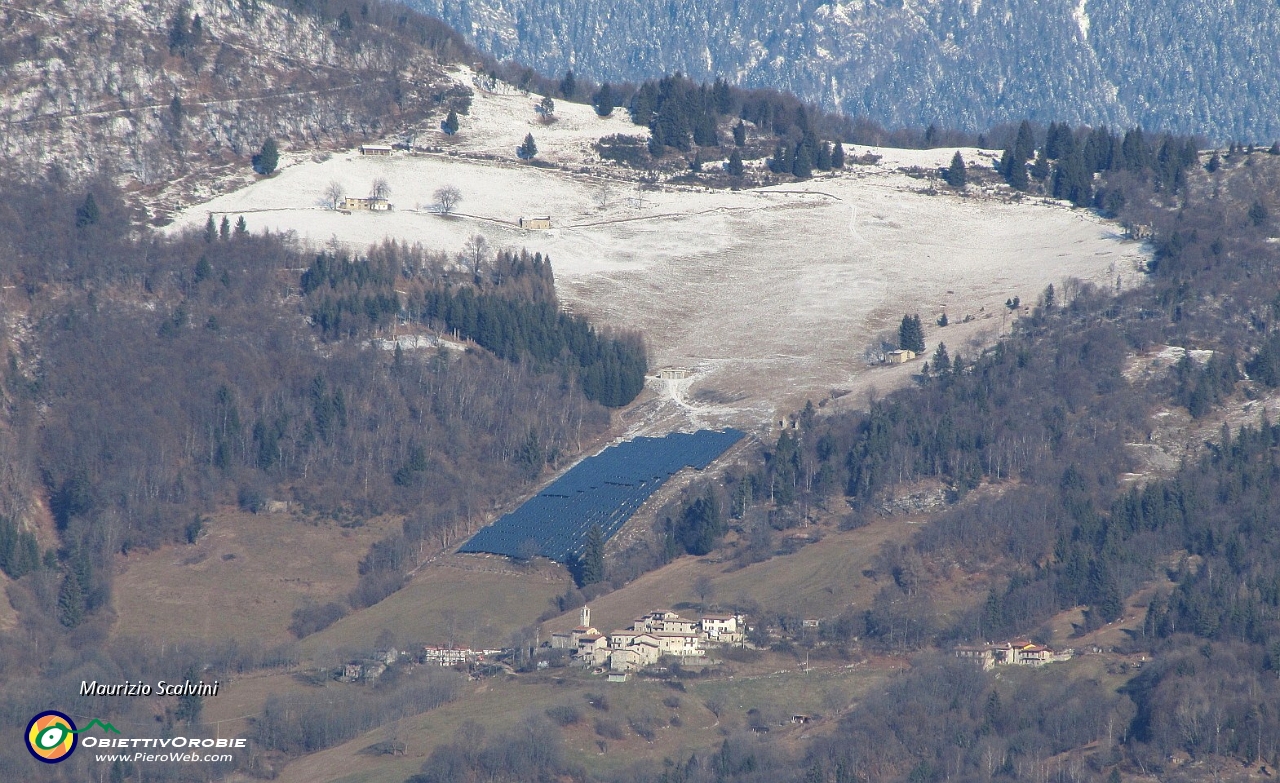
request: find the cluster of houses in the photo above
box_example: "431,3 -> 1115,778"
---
551,607 -> 743,673
953,640 -> 1073,671
340,644 -> 503,682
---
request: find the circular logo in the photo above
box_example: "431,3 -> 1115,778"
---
25,711 -> 77,763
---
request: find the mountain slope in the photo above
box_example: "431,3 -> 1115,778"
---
414,0 -> 1280,141
0,0 -> 470,217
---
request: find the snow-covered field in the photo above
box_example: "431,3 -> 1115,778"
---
171,68 -> 1148,432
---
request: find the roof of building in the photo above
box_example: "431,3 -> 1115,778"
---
701,613 -> 736,620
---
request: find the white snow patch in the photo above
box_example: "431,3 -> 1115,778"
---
1073,0 -> 1090,41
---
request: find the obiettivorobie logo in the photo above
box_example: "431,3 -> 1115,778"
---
25,711 -> 121,764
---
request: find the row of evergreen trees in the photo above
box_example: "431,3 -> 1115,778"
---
768,136 -> 846,178
420,287 -> 647,408
997,121 -> 1199,206
0,517 -> 40,580
631,74 -> 729,154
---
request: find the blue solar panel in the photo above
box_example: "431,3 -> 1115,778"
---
458,429 -> 745,562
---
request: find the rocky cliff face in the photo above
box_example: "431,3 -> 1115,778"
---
414,0 -> 1280,141
0,0 -> 467,218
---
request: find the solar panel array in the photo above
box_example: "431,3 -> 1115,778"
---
459,429 -> 745,563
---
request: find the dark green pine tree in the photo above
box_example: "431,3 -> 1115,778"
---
516,428 -> 543,478
1030,148 -> 1051,181
791,143 -> 813,178
252,138 -> 278,175
832,140 -> 845,168
1044,122 -> 1069,159
0,518 -> 39,579
732,120 -> 746,147
1120,128 -> 1149,171
726,149 -> 744,177
592,83 -> 615,117
204,213 -> 217,243
1089,560 -> 1123,623
648,123 -> 666,157
981,590 -> 1006,640
235,215 -> 248,236
578,525 -> 605,587
816,141 -> 833,171
931,342 -> 950,373
559,70 -> 576,100
1053,148 -> 1091,206
1014,119 -> 1036,163
219,215 -> 230,240
442,108 -> 459,135
898,314 -> 925,353
1008,154 -> 1029,191
712,77 -> 733,115
1206,153 -> 1221,172
771,142 -> 789,174
998,146 -> 1014,178
57,572 -> 85,628
1269,141 -> 1280,155
944,151 -> 967,188
75,192 -> 100,227
518,133 -> 538,159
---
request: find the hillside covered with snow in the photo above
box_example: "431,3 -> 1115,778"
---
172,67 -> 1148,430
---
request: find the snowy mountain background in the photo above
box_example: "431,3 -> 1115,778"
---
413,0 -> 1280,141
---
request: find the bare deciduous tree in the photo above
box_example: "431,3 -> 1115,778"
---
433,184 -> 462,215
370,178 -> 391,200
693,574 -> 716,609
463,234 -> 490,271
324,181 -> 345,210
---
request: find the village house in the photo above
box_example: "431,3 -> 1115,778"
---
885,349 -> 917,364
359,144 -> 393,156
423,647 -> 477,666
519,216 -> 551,229
633,610 -> 699,635
608,637 -> 661,672
954,640 -> 1073,670
552,607 -> 599,649
653,631 -> 706,658
343,196 -> 391,212
699,612 -> 742,642
576,633 -> 609,666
